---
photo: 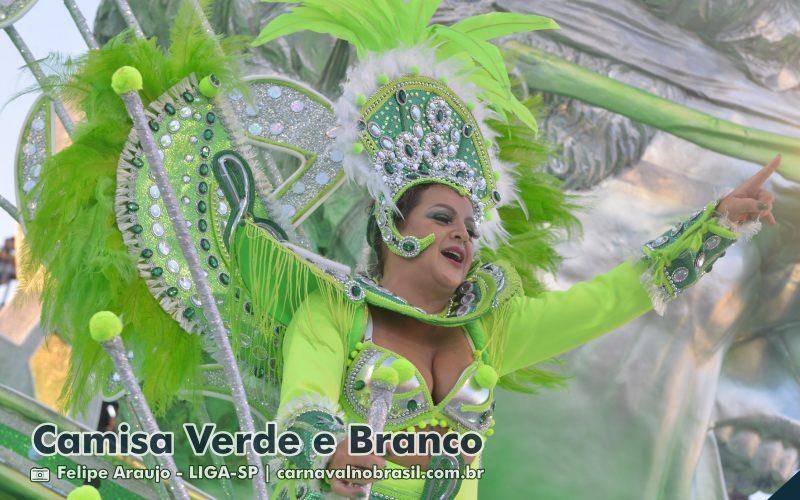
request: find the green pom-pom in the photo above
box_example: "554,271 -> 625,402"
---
67,485 -> 102,500
485,210 -> 494,222
409,66 -> 420,75
352,143 -> 364,154
198,74 -> 221,98
474,365 -> 498,389
89,311 -> 123,342
440,76 -> 449,85
111,66 -> 143,95
356,94 -> 367,106
493,171 -> 501,181
484,138 -> 492,149
377,72 -> 390,85
390,358 -> 415,384
466,102 -> 476,111
372,366 -> 398,386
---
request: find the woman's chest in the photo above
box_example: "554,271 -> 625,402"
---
342,316 -> 494,434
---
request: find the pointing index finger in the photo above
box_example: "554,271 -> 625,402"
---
742,154 -> 781,193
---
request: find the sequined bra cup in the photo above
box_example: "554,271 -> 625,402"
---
341,317 -> 495,434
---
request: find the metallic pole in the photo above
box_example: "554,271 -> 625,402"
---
115,73 -> 268,499
4,26 -> 75,136
63,0 -> 99,49
113,0 -> 145,39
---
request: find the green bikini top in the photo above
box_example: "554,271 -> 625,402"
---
340,313 -> 496,435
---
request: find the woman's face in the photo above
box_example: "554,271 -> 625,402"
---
385,184 -> 477,292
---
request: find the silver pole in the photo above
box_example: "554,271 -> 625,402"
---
102,336 -> 191,500
118,87 -> 268,500
113,0 -> 145,39
63,0 -> 99,49
4,26 -> 75,136
0,194 -> 20,224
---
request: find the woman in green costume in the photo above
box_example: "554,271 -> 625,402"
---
252,6 -> 781,499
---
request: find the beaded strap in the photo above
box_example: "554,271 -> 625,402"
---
641,200 -> 760,314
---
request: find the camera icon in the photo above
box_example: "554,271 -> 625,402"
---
30,467 -> 50,482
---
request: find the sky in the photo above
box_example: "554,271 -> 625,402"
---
0,0 -> 101,241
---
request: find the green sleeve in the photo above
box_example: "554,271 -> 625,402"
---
272,291 -> 348,495
493,200 -> 753,378
279,291 -> 347,408
494,260 -> 653,377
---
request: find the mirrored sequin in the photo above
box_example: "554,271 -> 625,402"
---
149,204 -> 161,217
22,180 -> 36,193
157,241 -> 170,256
159,135 -> 172,148
410,105 -> 422,122
269,122 -> 284,135
315,172 -> 331,185
149,185 -> 160,199
152,223 -> 165,237
368,122 -> 382,138
290,100 -> 305,113
704,235 -> 721,250
292,182 -> 306,194
695,252 -> 706,268
168,120 -> 181,133
166,260 -> 180,274
179,106 -> 192,119
672,267 -> 689,283
248,123 -> 263,135
179,277 -> 192,290
218,202 -> 228,215
268,86 -> 282,98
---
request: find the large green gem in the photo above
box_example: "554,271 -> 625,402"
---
436,110 -> 444,122
166,287 -> 178,297
198,182 -> 208,194
148,120 -> 159,132
219,273 -> 230,285
182,91 -> 194,103
402,241 -> 415,252
140,249 -> 153,259
404,144 -> 414,157
208,256 -> 219,268
197,201 -> 207,213
384,162 -> 395,174
407,400 -> 418,411
130,224 -> 143,234
206,112 -> 216,124
126,202 -> 139,212
182,307 -> 195,319
131,158 -> 144,168
203,129 -> 214,141
354,380 -> 365,391
200,238 -> 211,251
198,163 -> 209,176
151,267 -> 163,277
164,104 -> 176,115
198,219 -> 208,232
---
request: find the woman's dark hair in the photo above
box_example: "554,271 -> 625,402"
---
366,183 -> 434,277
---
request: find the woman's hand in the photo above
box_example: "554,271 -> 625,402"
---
715,155 -> 781,225
326,438 -> 385,498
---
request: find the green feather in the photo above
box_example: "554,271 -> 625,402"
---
22,3 -> 245,415
450,12 -> 559,41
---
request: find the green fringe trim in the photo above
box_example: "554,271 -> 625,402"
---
228,220 -> 357,406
